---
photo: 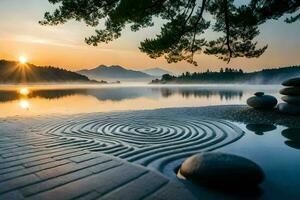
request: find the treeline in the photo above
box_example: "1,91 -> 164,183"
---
152,66 -> 300,84
0,60 -> 100,83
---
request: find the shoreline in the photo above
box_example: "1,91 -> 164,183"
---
2,104 -> 300,127
157,105 -> 300,128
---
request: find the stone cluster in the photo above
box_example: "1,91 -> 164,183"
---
247,92 -> 277,109
278,78 -> 300,115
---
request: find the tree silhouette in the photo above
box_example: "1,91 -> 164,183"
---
155,65 -> 300,84
41,0 -> 300,65
0,60 -> 95,83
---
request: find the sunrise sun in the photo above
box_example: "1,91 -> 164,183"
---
19,56 -> 27,64
19,87 -> 30,96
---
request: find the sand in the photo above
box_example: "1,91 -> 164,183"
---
1,105 -> 300,199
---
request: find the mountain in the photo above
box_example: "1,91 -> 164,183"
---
0,60 -> 98,84
152,66 -> 300,84
77,65 -> 152,81
142,68 -> 173,77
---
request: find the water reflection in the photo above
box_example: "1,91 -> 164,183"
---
246,124 -> 300,150
155,88 -> 243,100
282,128 -> 300,150
0,88 -> 85,102
0,87 -> 245,103
0,85 -> 280,117
19,99 -> 30,110
246,124 -> 277,135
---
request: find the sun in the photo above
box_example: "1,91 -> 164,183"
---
19,56 -> 27,64
19,87 -> 30,96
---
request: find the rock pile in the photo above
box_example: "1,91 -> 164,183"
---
279,78 -> 300,115
247,92 -> 277,109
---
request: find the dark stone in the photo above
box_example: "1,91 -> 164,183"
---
281,128 -> 300,142
282,78 -> 300,87
278,103 -> 300,115
180,152 -> 264,187
246,124 -> 276,135
254,92 -> 264,97
282,96 -> 300,105
247,94 -> 277,109
280,87 -> 300,96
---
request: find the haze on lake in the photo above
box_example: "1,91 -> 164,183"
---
0,84 -> 281,118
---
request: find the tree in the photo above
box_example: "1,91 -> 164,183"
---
162,74 -> 174,81
41,0 -> 300,65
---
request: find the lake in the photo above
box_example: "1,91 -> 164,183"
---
1,84 -> 300,199
0,84 -> 282,118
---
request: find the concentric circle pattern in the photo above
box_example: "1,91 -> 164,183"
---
37,112 -> 244,172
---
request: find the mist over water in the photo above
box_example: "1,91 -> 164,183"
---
0,83 -> 281,118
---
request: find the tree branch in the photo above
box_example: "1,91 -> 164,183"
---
190,0 -> 207,59
224,0 -> 232,63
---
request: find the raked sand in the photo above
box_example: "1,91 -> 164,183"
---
1,105 -> 300,199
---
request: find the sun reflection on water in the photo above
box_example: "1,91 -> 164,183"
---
19,100 -> 30,110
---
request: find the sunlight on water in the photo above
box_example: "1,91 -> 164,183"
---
19,99 -> 30,110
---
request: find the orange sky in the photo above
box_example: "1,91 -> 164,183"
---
0,0 -> 299,74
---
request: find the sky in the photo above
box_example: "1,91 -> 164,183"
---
0,0 -> 299,74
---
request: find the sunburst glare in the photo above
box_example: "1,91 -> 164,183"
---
19,56 -> 27,64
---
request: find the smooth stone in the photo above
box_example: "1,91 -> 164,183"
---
254,92 -> 264,97
282,78 -> 300,87
180,152 -> 264,187
247,95 -> 278,109
281,128 -> 300,142
281,96 -> 300,105
280,87 -> 300,96
246,124 -> 276,135
278,103 -> 300,115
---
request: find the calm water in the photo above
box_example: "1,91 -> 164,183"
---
0,84 -> 282,118
182,121 -> 300,199
1,84 -> 299,199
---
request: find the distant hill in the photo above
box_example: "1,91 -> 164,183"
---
77,65 -> 152,81
152,66 -> 300,84
142,68 -> 173,77
245,67 -> 300,84
0,60 -> 98,84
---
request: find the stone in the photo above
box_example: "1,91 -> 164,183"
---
179,152 -> 264,187
281,96 -> 300,105
278,103 -> 300,115
247,94 -> 277,109
282,78 -> 300,87
280,87 -> 300,96
254,92 -> 264,97
246,124 -> 276,135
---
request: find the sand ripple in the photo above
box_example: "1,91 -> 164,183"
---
37,112 -> 244,172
